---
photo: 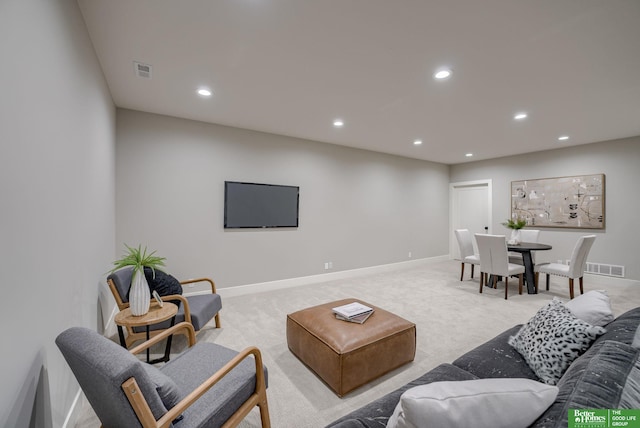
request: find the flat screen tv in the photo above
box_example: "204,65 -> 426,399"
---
224,181 -> 299,228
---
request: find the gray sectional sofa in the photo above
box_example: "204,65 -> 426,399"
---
327,304 -> 640,428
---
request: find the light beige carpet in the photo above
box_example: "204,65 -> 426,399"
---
76,260 -> 640,427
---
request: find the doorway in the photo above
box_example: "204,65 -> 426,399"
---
450,180 -> 492,259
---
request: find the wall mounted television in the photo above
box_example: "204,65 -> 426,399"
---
224,181 -> 299,229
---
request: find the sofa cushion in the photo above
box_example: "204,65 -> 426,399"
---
632,327 -> 640,349
452,325 -> 539,380
386,378 -> 558,428
142,364 -> 182,410
161,342 -> 268,428
326,364 -> 477,428
508,298 -> 605,385
531,340 -> 640,428
595,306 -> 640,346
564,290 -> 614,327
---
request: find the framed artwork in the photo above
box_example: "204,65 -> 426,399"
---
511,174 -> 605,229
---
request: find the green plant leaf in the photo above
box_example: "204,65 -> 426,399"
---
502,218 -> 527,229
110,244 -> 166,273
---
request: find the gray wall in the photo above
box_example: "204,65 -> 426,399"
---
451,137 -> 640,280
116,109 -> 450,289
0,1 -> 115,427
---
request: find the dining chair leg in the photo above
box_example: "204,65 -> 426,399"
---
579,276 -> 584,295
534,272 -> 539,293
546,273 -> 550,291
569,278 -> 575,299
479,271 -> 484,293
471,264 -> 475,279
504,277 -> 509,300
518,274 -> 523,295
460,263 -> 465,281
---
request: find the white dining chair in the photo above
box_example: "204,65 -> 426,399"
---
454,229 -> 480,281
508,229 -> 541,265
475,234 -> 525,300
535,235 -> 596,299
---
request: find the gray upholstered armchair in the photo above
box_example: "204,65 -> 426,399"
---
56,323 -> 270,428
108,267 -> 222,347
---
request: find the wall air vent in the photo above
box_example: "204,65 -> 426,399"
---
586,262 -> 625,278
134,61 -> 152,79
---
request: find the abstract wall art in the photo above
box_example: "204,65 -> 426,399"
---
511,174 -> 605,229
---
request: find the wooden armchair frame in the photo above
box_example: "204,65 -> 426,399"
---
123,322 -> 270,428
108,276 -> 221,348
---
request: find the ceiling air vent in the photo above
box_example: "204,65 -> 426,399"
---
134,61 -> 152,79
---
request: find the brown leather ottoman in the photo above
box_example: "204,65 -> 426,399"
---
286,298 -> 416,396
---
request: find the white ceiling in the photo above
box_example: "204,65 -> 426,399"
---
78,0 -> 640,165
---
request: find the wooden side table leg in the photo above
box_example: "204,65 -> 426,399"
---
161,317 -> 177,363
145,326 -> 150,363
117,326 -> 126,348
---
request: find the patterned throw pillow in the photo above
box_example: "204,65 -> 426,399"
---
508,298 -> 606,385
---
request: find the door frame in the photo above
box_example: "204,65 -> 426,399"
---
449,179 -> 492,258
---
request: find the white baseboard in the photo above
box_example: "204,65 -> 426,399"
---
216,256 -> 449,298
61,388 -> 83,428
583,273 -> 640,288
104,307 -> 118,338
102,258 -> 447,331
103,260 -> 638,332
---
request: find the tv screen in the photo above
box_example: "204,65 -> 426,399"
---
224,181 -> 299,228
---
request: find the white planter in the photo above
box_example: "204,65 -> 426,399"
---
508,229 -> 522,245
129,267 -> 150,316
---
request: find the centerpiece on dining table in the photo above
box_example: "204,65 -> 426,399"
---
502,217 -> 527,245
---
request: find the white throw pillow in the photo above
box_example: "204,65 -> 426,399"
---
386,378 -> 558,428
564,290 -> 614,327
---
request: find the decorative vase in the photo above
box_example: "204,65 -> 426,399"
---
509,229 -> 522,245
129,267 -> 150,316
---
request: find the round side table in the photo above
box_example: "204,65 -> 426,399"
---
115,301 -> 178,363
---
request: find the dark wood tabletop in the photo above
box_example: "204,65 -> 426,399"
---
508,242 -> 553,251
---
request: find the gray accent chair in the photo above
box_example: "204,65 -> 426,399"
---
56,323 -> 270,428
108,267 -> 222,347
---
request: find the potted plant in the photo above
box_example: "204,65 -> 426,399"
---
502,217 -> 527,245
111,244 -> 166,316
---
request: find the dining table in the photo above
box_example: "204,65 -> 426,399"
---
507,242 -> 552,294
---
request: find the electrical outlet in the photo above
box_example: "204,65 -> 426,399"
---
328,261 -> 333,269
408,251 -> 412,258
324,262 -> 329,270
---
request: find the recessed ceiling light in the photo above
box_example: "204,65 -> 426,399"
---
197,88 -> 212,97
413,139 -> 423,146
558,135 -> 570,141
514,112 -> 528,120
465,153 -> 473,157
434,69 -> 452,80
333,119 -> 344,127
